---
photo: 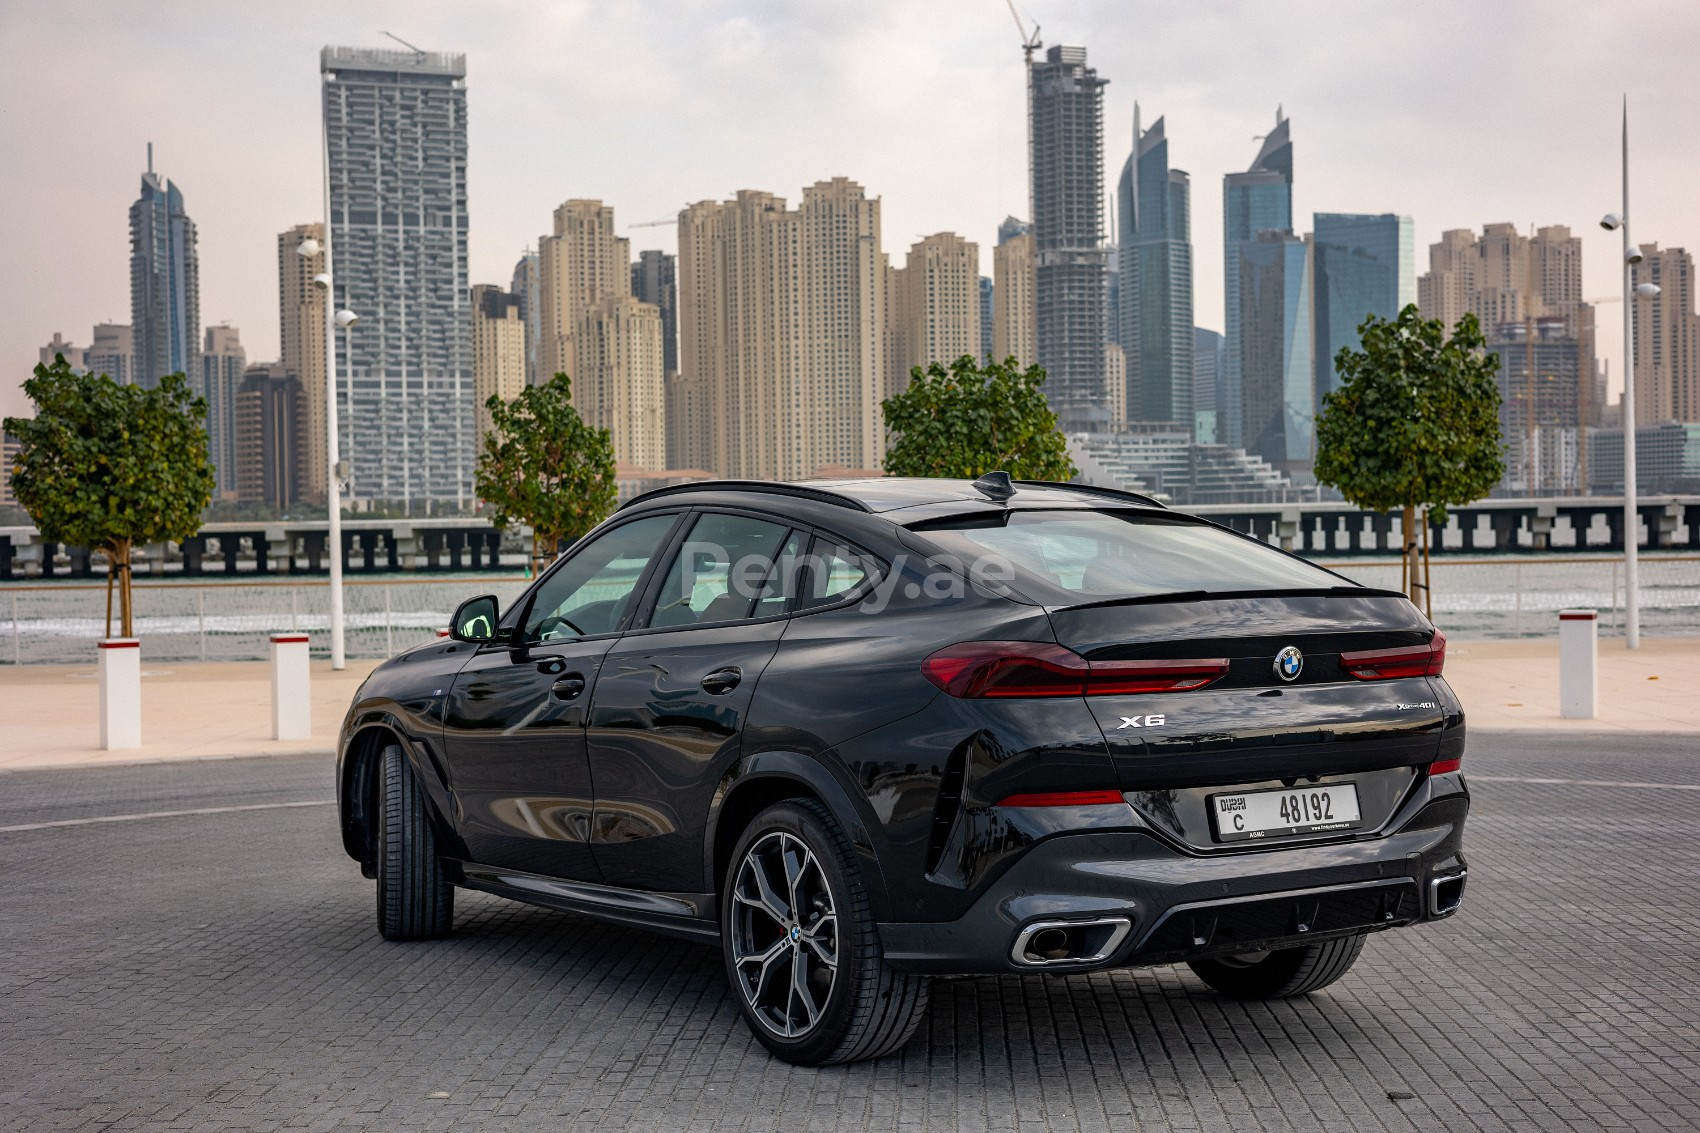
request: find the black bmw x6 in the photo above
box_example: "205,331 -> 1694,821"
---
336,475 -> 1468,1065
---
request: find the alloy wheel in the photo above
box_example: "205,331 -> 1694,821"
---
729,830 -> 839,1038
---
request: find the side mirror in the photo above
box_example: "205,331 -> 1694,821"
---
450,594 -> 503,643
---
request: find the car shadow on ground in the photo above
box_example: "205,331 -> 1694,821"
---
405,887 -> 1396,1082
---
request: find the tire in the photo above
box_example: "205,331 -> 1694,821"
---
722,799 -> 930,1065
375,743 -> 455,940
1187,934 -> 1365,1000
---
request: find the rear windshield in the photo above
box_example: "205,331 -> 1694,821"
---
913,509 -> 1346,599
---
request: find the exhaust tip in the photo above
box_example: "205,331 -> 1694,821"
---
1429,870 -> 1467,917
1011,916 -> 1133,967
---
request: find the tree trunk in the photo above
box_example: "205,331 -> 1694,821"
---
116,539 -> 133,638
1420,508 -> 1434,621
1400,504 -> 1418,605
104,550 -> 115,640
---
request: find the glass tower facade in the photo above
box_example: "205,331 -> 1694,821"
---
1221,114 -> 1292,449
129,153 -> 199,390
1312,213 -> 1414,405
321,46 -> 472,511
1239,230 -> 1314,476
1115,107 -> 1194,428
1029,45 -> 1109,431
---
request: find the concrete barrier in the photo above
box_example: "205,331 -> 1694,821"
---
269,633 -> 311,741
1559,609 -> 1598,719
98,638 -> 141,749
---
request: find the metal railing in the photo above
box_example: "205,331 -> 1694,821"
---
3,555 -> 1697,665
2,575 -> 532,665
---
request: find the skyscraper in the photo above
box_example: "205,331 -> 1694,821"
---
631,250 -> 679,376
538,200 -> 666,467
538,199 -> 630,384
1222,111 -> 1292,448
1311,213 -> 1414,403
510,250 -> 542,386
676,179 -> 887,480
1417,223 -> 1597,491
1028,45 -> 1109,430
978,277 -> 994,361
890,232 -> 981,392
575,295 -> 668,471
277,223 -> 326,505
1419,224 -> 1584,334
129,147 -> 199,389
993,218 -> 1036,368
321,46 -> 472,511
1631,244 -> 1700,426
200,325 -> 247,498
471,284 -> 527,447
1115,106 -> 1194,429
86,324 -> 134,387
1239,230 -> 1313,478
233,362 -> 304,508
1192,327 -> 1224,444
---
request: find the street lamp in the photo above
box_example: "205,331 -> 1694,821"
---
316,116 -> 348,670
1599,99 -> 1659,648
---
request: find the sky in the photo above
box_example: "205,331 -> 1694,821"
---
5,0 -> 1699,426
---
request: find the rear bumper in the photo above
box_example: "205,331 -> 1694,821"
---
879,789 -> 1468,975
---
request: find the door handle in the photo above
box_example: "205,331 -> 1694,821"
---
701,666 -> 742,695
551,673 -> 586,700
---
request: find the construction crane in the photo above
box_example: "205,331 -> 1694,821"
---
381,31 -> 428,58
1005,0 -> 1041,62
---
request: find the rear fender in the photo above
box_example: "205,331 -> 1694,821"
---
704,750 -> 893,924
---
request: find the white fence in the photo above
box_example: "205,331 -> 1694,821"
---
2,555 -> 1698,665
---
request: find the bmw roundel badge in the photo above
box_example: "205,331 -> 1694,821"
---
1274,645 -> 1304,682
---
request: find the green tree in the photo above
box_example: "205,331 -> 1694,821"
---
1314,306 -> 1504,613
475,374 -> 617,571
882,355 -> 1076,481
4,358 -> 215,637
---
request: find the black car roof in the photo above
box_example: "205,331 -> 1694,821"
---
618,477 -> 1166,516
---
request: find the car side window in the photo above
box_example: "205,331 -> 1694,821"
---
751,530 -> 807,618
646,513 -> 794,629
523,515 -> 678,643
798,541 -> 873,610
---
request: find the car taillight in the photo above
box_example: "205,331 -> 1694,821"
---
1089,657 -> 1230,694
1428,757 -> 1462,775
920,641 -> 1088,697
921,642 -> 1230,698
1340,630 -> 1446,680
996,790 -> 1126,807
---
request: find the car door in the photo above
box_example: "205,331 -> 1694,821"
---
586,512 -> 806,894
440,512 -> 683,880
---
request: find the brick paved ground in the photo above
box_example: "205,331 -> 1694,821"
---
1,733 -> 1696,1132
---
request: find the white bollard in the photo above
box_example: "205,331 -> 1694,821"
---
270,633 -> 312,741
98,637 -> 142,750
1558,609 -> 1598,719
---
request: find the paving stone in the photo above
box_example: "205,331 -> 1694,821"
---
0,733 -> 1696,1131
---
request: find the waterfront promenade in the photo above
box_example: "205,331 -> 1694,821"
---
1,637 -> 1695,771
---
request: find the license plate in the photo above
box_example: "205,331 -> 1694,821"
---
1210,783 -> 1362,842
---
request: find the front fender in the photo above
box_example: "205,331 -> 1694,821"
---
336,702 -> 460,870
703,749 -> 894,924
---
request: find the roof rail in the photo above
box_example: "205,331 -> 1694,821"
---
1011,480 -> 1168,509
617,479 -> 874,513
